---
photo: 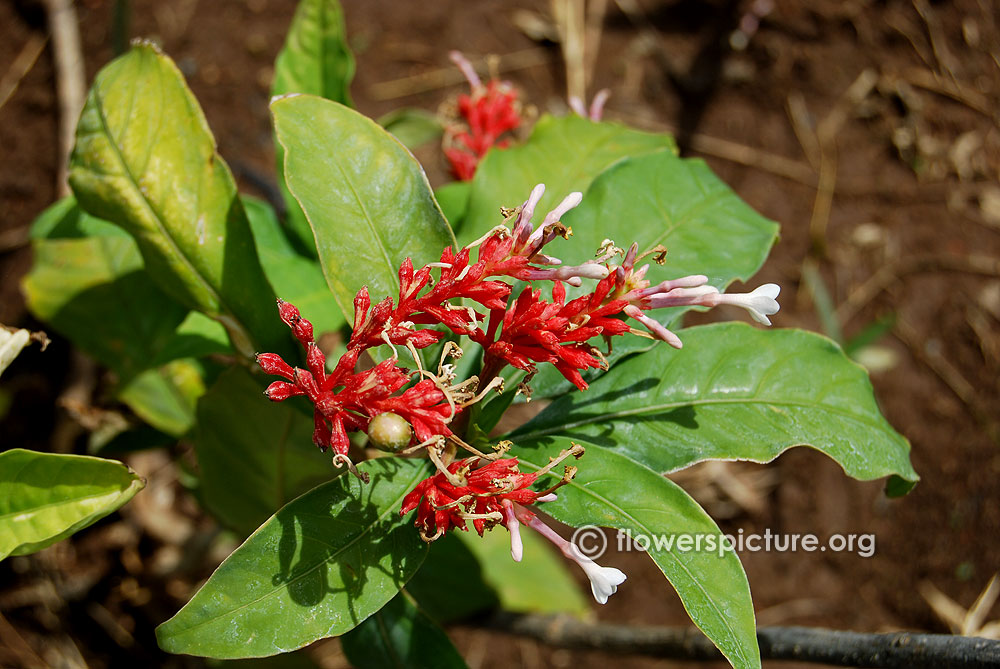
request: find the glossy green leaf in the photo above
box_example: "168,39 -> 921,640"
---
156,457 -> 432,658
434,181 -> 471,231
68,43 -> 287,358
242,196 -> 346,335
195,367 -> 335,535
458,115 -> 676,246
28,196 -> 129,240
150,311 -> 233,366
341,592 -> 467,669
560,151 -> 779,286
378,108 -> 444,150
0,449 -> 144,560
272,95 -> 455,323
23,207 -> 187,382
517,150 -> 780,397
271,0 -> 354,106
510,439 -> 760,669
117,358 -> 205,437
271,0 -> 356,258
27,198 -> 234,370
511,323 -> 919,493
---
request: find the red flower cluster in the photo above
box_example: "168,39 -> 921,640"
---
257,182 -> 780,502
257,300 -> 454,455
256,187 -> 640,461
444,52 -> 522,181
482,277 -> 632,391
400,456 -> 544,541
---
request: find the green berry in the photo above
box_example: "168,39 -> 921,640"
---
368,412 -> 412,452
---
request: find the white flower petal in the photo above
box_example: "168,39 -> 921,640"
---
718,283 -> 781,326
579,561 -> 627,605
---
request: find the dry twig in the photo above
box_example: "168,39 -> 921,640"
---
0,34 -> 48,113
921,575 -> 1000,640
45,0 -> 86,197
369,48 -> 551,101
837,254 -> 1000,324
482,613 -> 1000,667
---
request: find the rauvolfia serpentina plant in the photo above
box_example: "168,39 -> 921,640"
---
19,2 -> 918,667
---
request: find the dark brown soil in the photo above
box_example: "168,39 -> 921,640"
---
2,1 -> 999,667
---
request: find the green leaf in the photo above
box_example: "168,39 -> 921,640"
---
0,449 -> 144,560
510,439 -> 760,669
117,358 -> 205,437
434,181 -> 471,231
560,151 -> 779,287
195,367 -> 335,535
458,115 -> 676,246
242,196 -> 346,335
23,207 -> 188,382
150,311 -> 233,366
68,42 -> 287,359
272,95 -> 455,324
28,196 -> 129,240
378,108 -> 444,150
271,0 -> 354,106
156,457 -> 431,658
27,198 -> 234,370
511,323 -> 919,492
341,592 -> 467,669
271,0 -> 356,258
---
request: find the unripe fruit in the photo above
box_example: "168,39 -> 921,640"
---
367,412 -> 412,452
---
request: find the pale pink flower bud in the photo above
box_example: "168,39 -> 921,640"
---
449,50 -> 481,89
513,184 -> 547,246
502,500 -> 523,562
539,191 -> 583,229
624,305 -> 683,348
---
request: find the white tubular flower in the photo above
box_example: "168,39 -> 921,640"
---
516,505 -> 628,605
715,283 -> 781,325
576,558 -> 628,605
